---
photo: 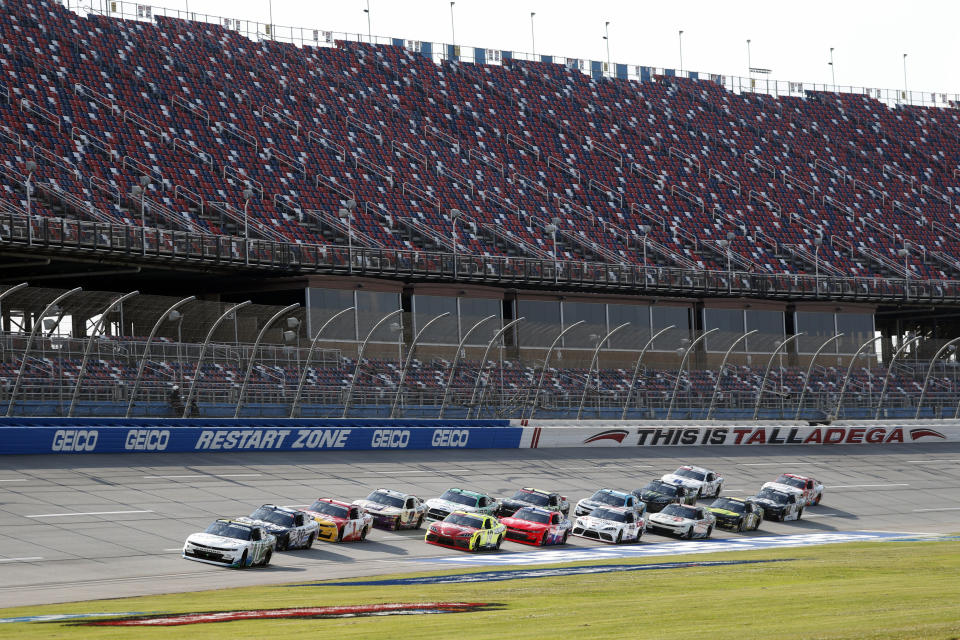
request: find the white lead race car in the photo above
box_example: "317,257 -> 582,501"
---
646,504 -> 716,539
572,505 -> 645,544
182,519 -> 276,568
660,465 -> 724,498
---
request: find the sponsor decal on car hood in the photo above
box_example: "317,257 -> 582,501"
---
426,499 -> 475,513
185,533 -> 245,549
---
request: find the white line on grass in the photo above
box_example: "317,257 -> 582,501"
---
26,510 -> 154,518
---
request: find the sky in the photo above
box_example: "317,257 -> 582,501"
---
96,0 -> 960,97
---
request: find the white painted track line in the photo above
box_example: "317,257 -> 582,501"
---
827,483 -> 910,489
26,510 -> 154,518
0,557 -> 43,563
913,507 -> 960,513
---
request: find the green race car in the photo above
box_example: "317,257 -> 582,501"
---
707,497 -> 763,532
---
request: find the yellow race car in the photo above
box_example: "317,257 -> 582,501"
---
424,511 -> 506,552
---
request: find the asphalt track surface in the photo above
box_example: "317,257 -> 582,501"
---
1,443 -> 959,607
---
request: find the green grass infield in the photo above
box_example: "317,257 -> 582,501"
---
2,539 -> 959,639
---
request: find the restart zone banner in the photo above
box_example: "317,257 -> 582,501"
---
0,418 -> 520,455
517,421 -> 960,448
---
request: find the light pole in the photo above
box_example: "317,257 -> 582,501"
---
794,333 -> 844,420
898,242 -> 911,293
131,175 -> 150,256
545,219 -> 558,282
603,21 -> 611,75
875,335 -> 922,420
902,53 -> 909,104
242,187 -> 253,265
814,236 -> 822,291
915,337 -> 960,419
752,333 -> 804,420
339,198 -> 356,273
746,39 -> 752,80
364,0 -> 372,43
639,224 -> 651,273
24,160 -> 35,246
450,208 -> 461,277
449,1 -> 456,49
234,304 -> 300,418
829,47 -> 835,89
268,0 -> 274,40
678,30 -> 684,74
530,12 -> 536,57
667,328 -> 718,419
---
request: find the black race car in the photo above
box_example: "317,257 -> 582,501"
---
497,488 -> 570,517
707,497 -> 763,531
632,480 -> 696,513
235,504 -> 320,550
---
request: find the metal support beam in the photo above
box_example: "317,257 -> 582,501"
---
707,330 -> 757,420
577,322 -> 630,420
469,317 -> 524,419
438,314 -> 496,419
390,312 -> 451,418
234,303 -> 300,418
752,333 -> 804,421
6,287 -> 82,417
620,325 -> 675,421
182,301 -> 251,418
915,336 -> 960,419
125,296 -> 195,418
290,306 -> 355,418
794,333 -> 844,420
68,290 -> 139,417
667,328 -> 718,420
342,309 -> 403,418
833,336 -> 883,420
528,320 -> 586,420
875,335 -> 921,420
0,282 -> 28,345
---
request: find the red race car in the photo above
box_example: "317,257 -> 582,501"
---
499,507 -> 572,546
299,498 -> 374,543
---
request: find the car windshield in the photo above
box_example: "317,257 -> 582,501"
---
512,490 -> 550,506
366,491 -> 405,508
674,468 -> 706,481
710,498 -> 746,514
661,505 -> 698,519
642,481 -> 679,496
757,489 -> 790,504
590,508 -> 627,522
775,475 -> 807,489
249,506 -> 295,527
439,490 -> 479,506
590,490 -> 624,506
513,508 -> 551,524
308,501 -> 349,518
205,521 -> 252,540
444,513 -> 483,528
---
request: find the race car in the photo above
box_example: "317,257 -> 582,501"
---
573,488 -> 641,517
571,505 -> 645,544
498,487 -> 570,517
761,474 -> 824,506
751,487 -> 803,521
424,488 -> 500,522
633,479 -> 697,513
424,511 -> 506,552
299,498 -> 374,542
500,507 -> 572,546
353,488 -> 426,530
660,465 -> 724,498
235,504 -> 319,550
182,519 -> 276,568
707,497 -> 764,532
646,504 -> 716,539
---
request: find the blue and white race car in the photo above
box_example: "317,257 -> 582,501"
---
235,504 -> 319,550
573,488 -> 641,517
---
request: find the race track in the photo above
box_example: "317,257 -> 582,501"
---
1,443 -> 959,607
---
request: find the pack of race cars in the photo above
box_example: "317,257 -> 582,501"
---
181,466 -> 824,567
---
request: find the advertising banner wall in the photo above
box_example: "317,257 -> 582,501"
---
0,418 -> 520,455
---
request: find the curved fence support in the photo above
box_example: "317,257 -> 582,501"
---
752,333 -> 804,421
125,296 -> 195,418
289,306 -> 355,418
234,303 -> 300,418
342,309 -> 403,418
182,301 -> 251,418
874,335 -> 922,420
469,317 -> 524,419
390,312 -> 451,418
793,333 -> 844,420
68,290 -> 139,417
667,328 -> 718,420
620,325 -> 675,421
706,330 -> 757,420
438,314 -> 496,419
6,287 -> 82,417
576,322 -> 630,420
833,336 -> 884,420
527,320 -> 586,420
915,336 -> 960,419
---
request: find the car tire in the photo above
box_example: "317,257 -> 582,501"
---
561,531 -> 569,545
797,508 -> 803,520
360,526 -> 369,541
238,550 -> 248,568
684,527 -> 693,539
706,526 -> 713,538
307,532 -> 316,548
261,549 -> 272,567
394,517 -> 402,531
415,515 -> 424,529
494,535 -> 502,550
615,531 -> 623,544
736,518 -> 745,533
715,483 -> 723,498
815,494 -> 822,506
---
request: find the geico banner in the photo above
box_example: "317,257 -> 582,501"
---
0,418 -> 519,455
517,422 -> 960,448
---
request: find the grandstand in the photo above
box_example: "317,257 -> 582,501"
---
2,0 -> 960,420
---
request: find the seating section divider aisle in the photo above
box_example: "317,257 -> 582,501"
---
1,1 -> 960,280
